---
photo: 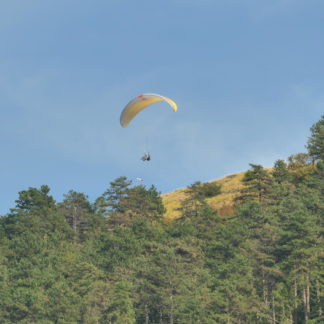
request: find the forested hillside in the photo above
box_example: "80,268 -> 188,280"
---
0,116 -> 323,324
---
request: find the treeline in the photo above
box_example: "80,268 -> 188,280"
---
0,116 -> 323,324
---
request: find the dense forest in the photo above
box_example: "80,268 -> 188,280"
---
0,116 -> 323,324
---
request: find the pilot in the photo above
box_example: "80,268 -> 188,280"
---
141,153 -> 151,161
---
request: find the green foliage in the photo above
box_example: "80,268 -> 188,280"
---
237,164 -> 273,203
121,185 -> 166,221
185,181 -> 221,199
102,176 -> 132,213
307,115 -> 324,162
14,184 -> 56,212
98,178 -> 165,228
104,281 -> 136,324
59,190 -> 103,241
272,159 -> 291,184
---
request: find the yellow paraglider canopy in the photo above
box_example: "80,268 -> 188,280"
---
120,93 -> 178,127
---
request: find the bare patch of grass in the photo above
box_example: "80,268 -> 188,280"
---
162,171 -> 247,221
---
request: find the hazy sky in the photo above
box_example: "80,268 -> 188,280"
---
1,0 -> 323,214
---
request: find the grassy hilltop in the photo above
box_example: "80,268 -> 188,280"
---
162,171 -> 246,221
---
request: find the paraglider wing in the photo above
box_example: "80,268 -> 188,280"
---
120,93 -> 178,127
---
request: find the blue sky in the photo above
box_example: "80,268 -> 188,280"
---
1,0 -> 323,214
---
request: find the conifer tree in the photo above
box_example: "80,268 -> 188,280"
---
104,281 -> 136,324
307,115 -> 324,162
0,253 -> 10,323
272,159 -> 291,184
103,176 -> 132,213
122,185 -> 165,222
99,176 -> 133,226
14,185 -> 56,212
3,185 -> 70,239
237,164 -> 273,203
59,190 -> 101,241
276,185 -> 321,323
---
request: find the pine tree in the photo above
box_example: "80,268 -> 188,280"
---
237,164 -> 273,203
99,176 -> 133,226
104,281 -> 136,324
307,115 -> 324,162
272,160 -> 291,184
121,185 -> 165,222
134,239 -> 213,324
207,218 -> 263,323
276,186 -> 321,323
0,252 -> 10,323
59,190 -> 102,241
103,176 -> 132,213
3,185 -> 71,240
14,184 -> 56,212
102,181 -> 166,227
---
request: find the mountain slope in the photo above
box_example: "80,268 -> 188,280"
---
162,171 -> 247,221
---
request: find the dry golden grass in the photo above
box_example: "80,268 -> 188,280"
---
162,171 -> 247,221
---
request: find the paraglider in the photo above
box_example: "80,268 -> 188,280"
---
120,93 -> 178,162
141,153 -> 151,161
120,93 -> 178,128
